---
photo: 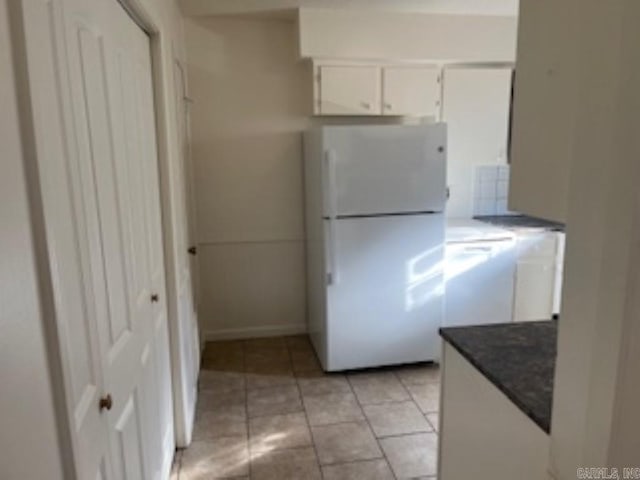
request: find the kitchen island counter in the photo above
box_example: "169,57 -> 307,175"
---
439,320 -> 556,433
437,321 -> 555,479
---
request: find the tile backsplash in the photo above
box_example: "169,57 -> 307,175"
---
473,165 -> 517,216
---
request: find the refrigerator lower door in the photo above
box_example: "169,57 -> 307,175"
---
324,214 -> 445,371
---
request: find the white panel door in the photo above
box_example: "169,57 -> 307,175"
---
23,0 -> 174,478
325,214 -> 445,371
442,68 -> 512,219
323,125 -> 447,217
62,0 -> 163,477
382,66 -> 441,117
171,60 -> 200,445
64,6 -> 150,476
19,1 -> 113,478
319,66 -> 381,115
102,1 -> 174,477
134,28 -> 176,475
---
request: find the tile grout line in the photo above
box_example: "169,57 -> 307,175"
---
392,371 -> 438,433
345,374 -> 399,480
193,339 -> 441,479
424,412 -> 439,433
287,340 -> 326,480
393,370 -> 441,477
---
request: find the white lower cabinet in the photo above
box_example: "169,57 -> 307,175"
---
514,261 -> 556,321
439,343 -> 550,480
513,231 -> 563,322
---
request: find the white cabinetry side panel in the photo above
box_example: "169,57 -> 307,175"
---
439,344 -> 550,479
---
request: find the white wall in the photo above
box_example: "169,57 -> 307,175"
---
185,17 -> 310,339
0,1 -> 67,478
549,0 -> 640,476
298,8 -> 518,62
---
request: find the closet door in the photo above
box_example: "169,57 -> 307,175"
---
19,1 -> 114,478
21,0 -> 174,478
171,60 -> 201,444
132,20 -> 175,475
97,1 -> 174,478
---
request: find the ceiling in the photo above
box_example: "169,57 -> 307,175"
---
180,0 -> 520,18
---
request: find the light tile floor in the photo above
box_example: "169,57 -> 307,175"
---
171,335 -> 440,480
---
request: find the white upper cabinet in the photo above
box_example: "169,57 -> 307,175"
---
318,65 -> 381,115
442,67 -> 513,218
313,63 -> 442,117
382,66 -> 440,117
508,0 -> 577,223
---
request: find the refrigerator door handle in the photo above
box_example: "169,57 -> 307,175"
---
324,149 -> 338,219
324,150 -> 339,285
327,218 -> 339,285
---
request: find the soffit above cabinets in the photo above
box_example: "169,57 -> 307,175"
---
180,0 -> 519,18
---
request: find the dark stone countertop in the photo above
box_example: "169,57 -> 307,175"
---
440,321 -> 557,434
474,215 -> 565,232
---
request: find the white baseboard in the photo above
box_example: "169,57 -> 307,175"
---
203,323 -> 307,341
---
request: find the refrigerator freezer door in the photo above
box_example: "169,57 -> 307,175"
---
324,214 -> 445,371
323,124 -> 447,217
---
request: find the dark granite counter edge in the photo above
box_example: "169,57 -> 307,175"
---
473,214 -> 565,232
440,324 -> 551,434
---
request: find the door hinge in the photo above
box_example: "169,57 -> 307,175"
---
326,273 -> 333,285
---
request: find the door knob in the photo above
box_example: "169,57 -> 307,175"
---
99,394 -> 113,412
151,293 -> 159,303
188,246 -> 197,256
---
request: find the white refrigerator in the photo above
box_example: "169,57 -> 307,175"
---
303,124 -> 447,371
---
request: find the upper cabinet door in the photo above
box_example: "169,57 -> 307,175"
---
508,0 -> 577,223
442,68 -> 513,219
382,66 -> 440,117
318,66 -> 381,115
